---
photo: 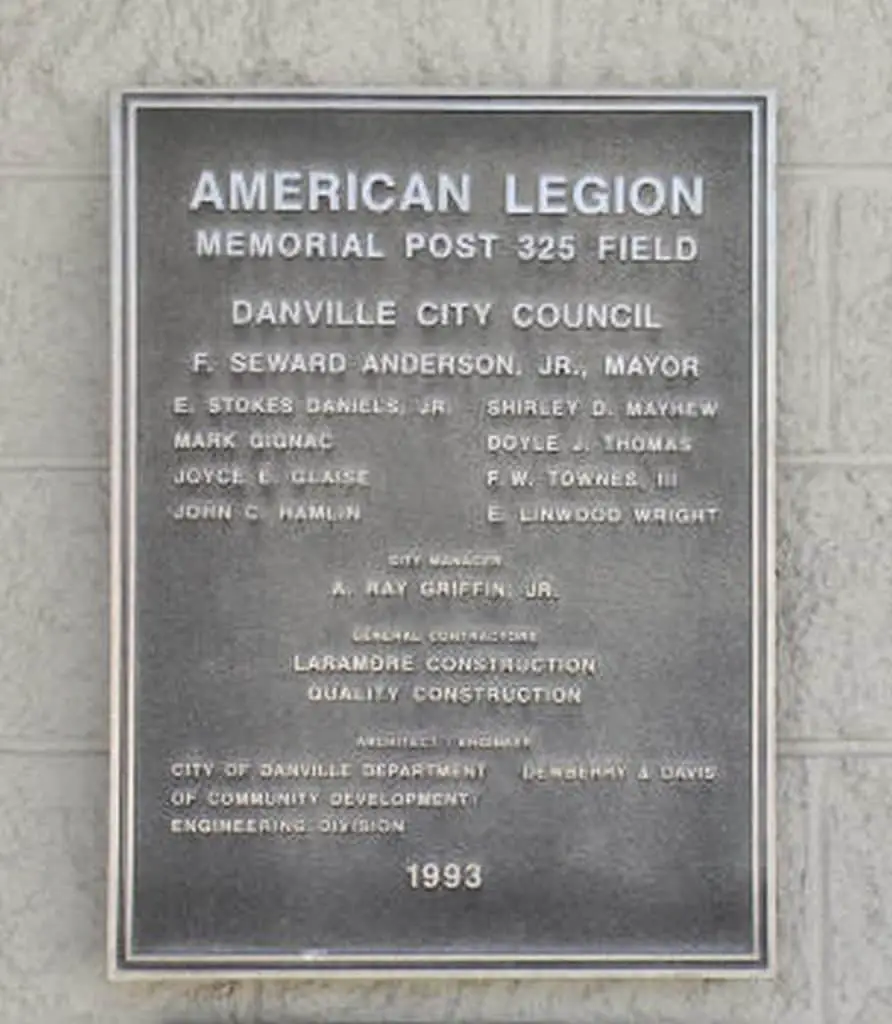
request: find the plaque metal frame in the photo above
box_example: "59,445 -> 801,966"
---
109,89 -> 776,980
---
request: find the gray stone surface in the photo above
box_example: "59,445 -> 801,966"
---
0,0 -> 545,168
11,1 -> 892,168
262,760 -> 815,1023
0,472 -> 107,745
0,0 -> 887,1019
554,0 -> 892,164
833,187 -> 892,452
779,467 -> 892,739
0,178 -> 108,460
777,179 -> 827,454
826,760 -> 892,1024
0,753 -> 254,1023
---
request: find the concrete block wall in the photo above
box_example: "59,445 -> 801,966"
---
0,2 -> 888,1021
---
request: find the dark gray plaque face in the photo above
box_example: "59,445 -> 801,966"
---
110,92 -> 774,977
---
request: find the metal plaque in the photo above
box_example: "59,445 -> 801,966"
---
110,91 -> 775,978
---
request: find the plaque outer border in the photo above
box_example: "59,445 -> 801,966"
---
108,89 -> 777,981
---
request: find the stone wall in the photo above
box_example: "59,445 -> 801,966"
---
1,2 -> 889,1022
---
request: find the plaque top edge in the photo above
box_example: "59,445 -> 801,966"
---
115,87 -> 776,113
